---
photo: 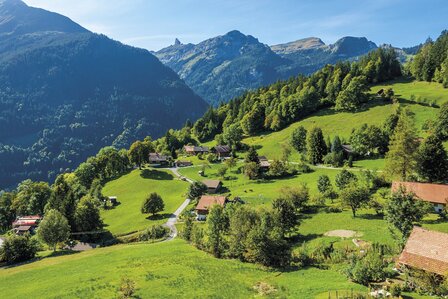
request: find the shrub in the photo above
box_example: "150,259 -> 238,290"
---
345,250 -> 392,285
388,283 -> 402,297
0,234 -> 38,264
119,276 -> 136,298
139,225 -> 169,241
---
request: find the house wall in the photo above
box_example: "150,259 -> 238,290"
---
434,203 -> 445,213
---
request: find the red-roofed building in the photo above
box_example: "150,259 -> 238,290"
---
195,195 -> 227,220
397,227 -> 448,276
392,182 -> 448,213
12,215 -> 41,235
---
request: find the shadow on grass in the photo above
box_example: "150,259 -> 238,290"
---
140,169 -> 173,180
357,213 -> 384,220
145,213 -> 173,221
2,250 -> 81,269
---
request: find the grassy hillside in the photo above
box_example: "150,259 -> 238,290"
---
101,168 -> 188,236
243,80 -> 446,162
179,164 -> 345,206
0,240 -> 366,299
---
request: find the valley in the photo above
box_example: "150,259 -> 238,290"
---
1,1 -> 448,298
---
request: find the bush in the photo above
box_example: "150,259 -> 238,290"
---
388,283 -> 402,297
345,250 -> 392,285
0,234 -> 38,264
206,153 -> 218,163
139,225 -> 169,241
119,276 -> 136,298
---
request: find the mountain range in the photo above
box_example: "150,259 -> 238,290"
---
155,32 -> 381,105
0,0 -> 207,188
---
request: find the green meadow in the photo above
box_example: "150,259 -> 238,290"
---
101,168 -> 188,236
0,240 -> 366,299
2,80 -> 447,299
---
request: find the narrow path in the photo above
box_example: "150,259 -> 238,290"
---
163,167 -> 194,241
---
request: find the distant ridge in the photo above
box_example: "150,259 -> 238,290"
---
155,31 -> 379,106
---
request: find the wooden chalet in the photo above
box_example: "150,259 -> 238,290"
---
148,153 -> 169,165
202,179 -> 222,194
195,195 -> 227,220
392,182 -> 448,213
397,227 -> 448,276
259,156 -> 271,170
211,145 -> 231,159
183,145 -> 209,156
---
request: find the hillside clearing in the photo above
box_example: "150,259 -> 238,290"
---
242,80 -> 446,162
101,168 -> 188,236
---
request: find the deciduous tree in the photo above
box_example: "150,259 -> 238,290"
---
38,209 -> 70,251
141,193 -> 164,216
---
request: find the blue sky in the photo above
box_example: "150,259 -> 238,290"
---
24,0 -> 448,51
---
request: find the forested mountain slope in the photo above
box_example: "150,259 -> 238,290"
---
0,0 -> 207,188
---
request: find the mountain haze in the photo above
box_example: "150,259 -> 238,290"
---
0,0 -> 207,188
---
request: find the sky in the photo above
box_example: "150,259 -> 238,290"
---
24,0 -> 448,51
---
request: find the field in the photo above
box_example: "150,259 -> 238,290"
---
0,239 -> 367,299
179,163 -> 347,206
101,168 -> 188,236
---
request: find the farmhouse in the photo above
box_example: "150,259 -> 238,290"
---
211,145 -> 231,159
397,226 -> 448,276
195,195 -> 227,220
183,145 -> 209,155
148,153 -> 169,165
392,181 -> 448,213
203,179 -> 222,194
12,215 -> 41,235
259,156 -> 271,170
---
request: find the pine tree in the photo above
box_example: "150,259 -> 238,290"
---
306,127 -> 327,164
417,134 -> 448,182
384,109 -> 419,181
245,146 -> 259,164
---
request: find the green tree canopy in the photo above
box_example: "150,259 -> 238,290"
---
38,209 -> 71,251
141,193 -> 165,216
417,134 -> 448,182
291,126 -> 307,152
385,109 -> 419,181
306,127 -> 327,165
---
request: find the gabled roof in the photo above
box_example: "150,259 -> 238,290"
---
148,153 -> 168,162
392,182 -> 448,204
398,227 -> 448,276
213,145 -> 231,153
260,160 -> 271,167
184,145 -> 209,152
196,195 -> 227,211
15,226 -> 32,231
202,179 -> 222,189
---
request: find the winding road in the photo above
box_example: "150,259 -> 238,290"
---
163,167 -> 194,241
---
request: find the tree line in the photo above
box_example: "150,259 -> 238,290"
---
190,47 -> 401,142
409,30 -> 448,87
